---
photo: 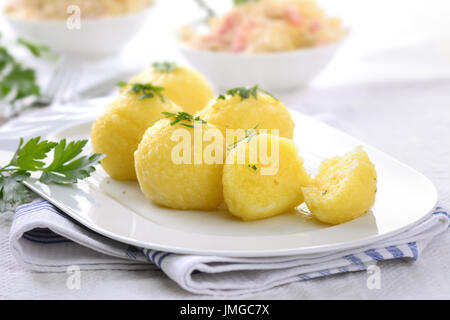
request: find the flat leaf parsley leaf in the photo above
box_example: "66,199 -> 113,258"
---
0,171 -> 32,212
14,137 -> 58,170
40,139 -> 104,184
0,137 -> 104,212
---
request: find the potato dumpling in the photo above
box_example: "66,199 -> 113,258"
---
302,147 -> 377,225
91,90 -> 181,180
223,133 -> 310,220
135,118 -> 224,210
129,62 -> 214,114
197,87 -> 295,141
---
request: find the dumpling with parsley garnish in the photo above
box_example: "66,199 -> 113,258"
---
91,83 -> 181,180
302,147 -> 377,225
197,85 -> 294,141
134,112 -> 224,210
223,132 -> 310,220
128,62 -> 215,114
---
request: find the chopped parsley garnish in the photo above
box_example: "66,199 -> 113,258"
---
226,85 -> 259,100
224,85 -> 277,101
127,83 -> 165,102
217,94 -> 226,100
248,164 -> 257,171
152,61 -> 178,73
227,124 -> 259,150
162,111 -> 207,128
0,137 -> 104,212
116,81 -> 128,88
259,87 -> 278,100
234,0 -> 259,5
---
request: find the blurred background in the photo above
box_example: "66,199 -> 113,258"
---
1,0 -> 450,93
0,0 -> 449,174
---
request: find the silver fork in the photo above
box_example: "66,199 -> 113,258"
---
193,0 -> 216,18
34,55 -> 84,107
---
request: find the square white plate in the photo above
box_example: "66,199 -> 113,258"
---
4,110 -> 438,257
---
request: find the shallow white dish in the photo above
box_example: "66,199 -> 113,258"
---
3,7 -> 154,58
179,40 -> 343,92
5,109 -> 437,257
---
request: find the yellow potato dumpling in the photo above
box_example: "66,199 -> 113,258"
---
197,86 -> 295,141
135,116 -> 224,210
129,62 -> 215,114
302,147 -> 377,225
223,133 -> 310,220
91,87 -> 181,180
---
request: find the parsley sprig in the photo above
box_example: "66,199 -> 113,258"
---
0,36 -> 51,104
222,85 -> 277,101
0,47 -> 40,103
0,137 -> 104,212
152,61 -> 178,73
118,82 -> 166,102
162,111 -> 207,128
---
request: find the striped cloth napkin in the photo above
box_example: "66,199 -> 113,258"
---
9,199 -> 449,296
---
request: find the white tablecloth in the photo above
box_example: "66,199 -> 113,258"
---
1,0 -> 450,299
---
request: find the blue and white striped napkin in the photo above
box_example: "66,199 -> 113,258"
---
9,200 -> 449,296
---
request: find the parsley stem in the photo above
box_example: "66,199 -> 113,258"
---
0,167 -> 19,173
0,164 -> 11,172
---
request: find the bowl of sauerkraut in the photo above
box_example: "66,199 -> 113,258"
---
179,0 -> 347,91
3,0 -> 155,58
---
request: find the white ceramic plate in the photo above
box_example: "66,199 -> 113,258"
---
14,110 -> 437,257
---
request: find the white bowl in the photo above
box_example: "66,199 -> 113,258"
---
179,41 -> 343,92
3,7 -> 153,58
